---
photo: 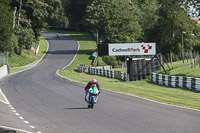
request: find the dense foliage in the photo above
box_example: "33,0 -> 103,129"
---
0,0 -> 14,53
44,0 -> 68,27
85,0 -> 142,43
0,0 -> 67,55
1,0 -> 200,61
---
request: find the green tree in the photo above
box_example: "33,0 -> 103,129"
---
139,0 -> 160,41
15,26 -> 34,54
102,56 -> 117,68
23,0 -> 48,39
147,0 -> 200,56
85,0 -> 142,43
0,0 -> 14,53
62,0 -> 94,28
45,0 -> 69,27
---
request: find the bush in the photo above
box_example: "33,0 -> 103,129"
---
15,26 -> 34,54
102,56 -> 117,68
10,33 -> 19,56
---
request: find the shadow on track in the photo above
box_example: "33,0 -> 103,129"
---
0,128 -> 16,133
64,107 -> 88,110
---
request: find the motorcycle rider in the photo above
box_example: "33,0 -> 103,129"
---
85,78 -> 101,102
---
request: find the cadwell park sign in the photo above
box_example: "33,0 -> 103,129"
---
96,42 -> 161,81
108,43 -> 156,56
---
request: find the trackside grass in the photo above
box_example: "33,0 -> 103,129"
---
157,61 -> 200,78
0,91 -> 6,103
52,30 -> 200,110
8,37 -> 48,73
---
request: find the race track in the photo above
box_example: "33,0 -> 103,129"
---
0,32 -> 200,133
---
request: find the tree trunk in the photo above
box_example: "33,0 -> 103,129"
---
194,51 -> 196,68
199,53 -> 200,68
17,0 -> 22,26
13,7 -> 17,29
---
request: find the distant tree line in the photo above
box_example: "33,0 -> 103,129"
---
1,0 -> 200,59
62,0 -> 200,57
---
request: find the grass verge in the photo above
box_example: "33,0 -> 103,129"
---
8,37 -> 48,73
0,88 -> 7,104
157,60 -> 200,78
0,92 -> 6,103
50,30 -> 200,110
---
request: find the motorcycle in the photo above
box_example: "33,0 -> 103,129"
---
87,87 -> 99,109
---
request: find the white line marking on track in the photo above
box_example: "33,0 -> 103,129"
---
24,121 -> 30,124
29,125 -> 35,129
15,113 -> 20,116
19,116 -> 24,120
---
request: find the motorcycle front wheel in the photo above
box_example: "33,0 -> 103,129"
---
91,97 -> 94,109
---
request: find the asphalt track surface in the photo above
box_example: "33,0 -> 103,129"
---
0,32 -> 200,133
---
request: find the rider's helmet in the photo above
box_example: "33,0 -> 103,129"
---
91,78 -> 97,86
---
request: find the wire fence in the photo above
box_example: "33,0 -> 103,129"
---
0,52 -> 8,67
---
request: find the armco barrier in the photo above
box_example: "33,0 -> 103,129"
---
151,72 -> 200,91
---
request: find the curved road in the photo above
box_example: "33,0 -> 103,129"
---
0,32 -> 200,133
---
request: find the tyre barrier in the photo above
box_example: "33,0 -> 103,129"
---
77,64 -> 92,72
127,58 -> 161,81
151,72 -> 200,91
77,65 -> 127,81
88,67 -> 127,81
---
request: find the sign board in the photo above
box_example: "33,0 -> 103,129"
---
108,43 -> 156,56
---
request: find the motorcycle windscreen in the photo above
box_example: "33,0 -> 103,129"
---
92,87 -> 97,93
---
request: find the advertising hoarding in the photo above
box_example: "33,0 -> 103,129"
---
108,43 -> 156,56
